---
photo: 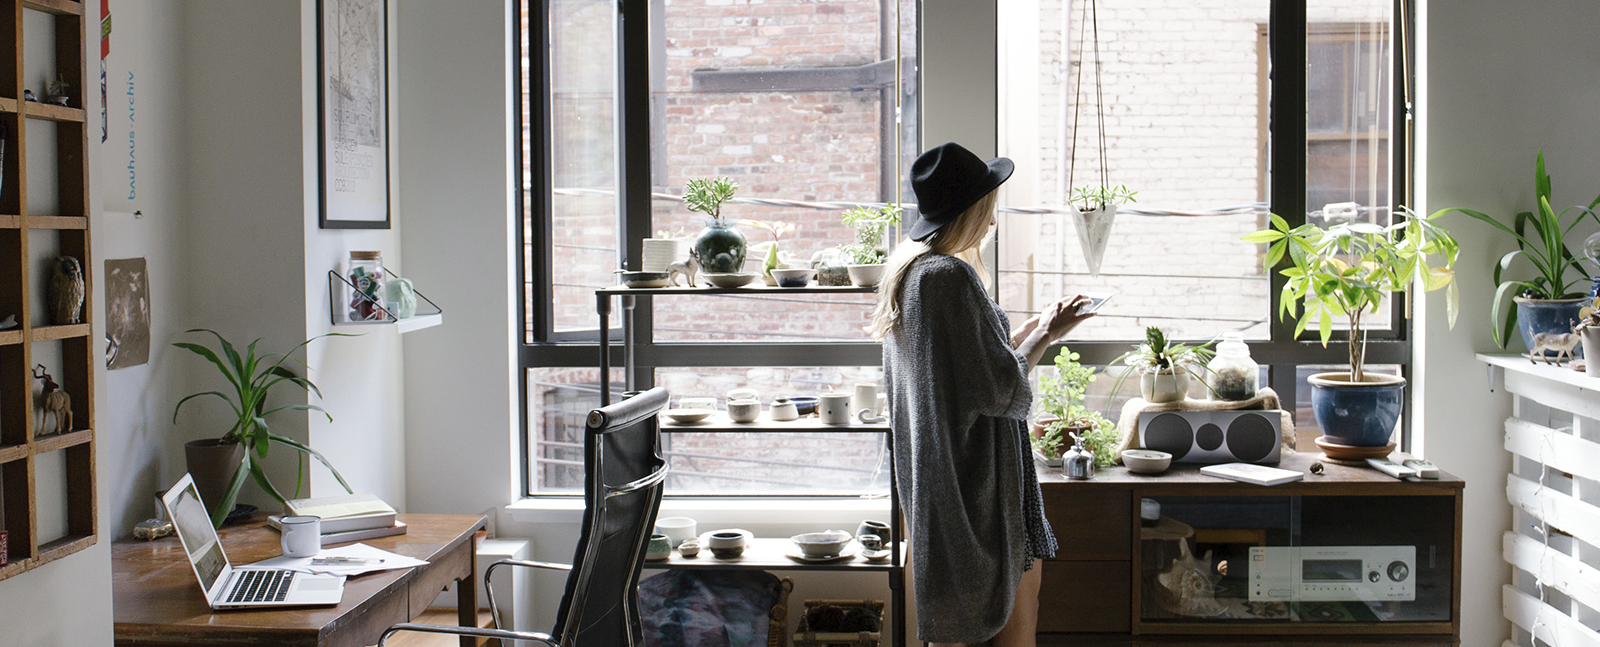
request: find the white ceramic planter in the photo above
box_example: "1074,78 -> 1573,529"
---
1139,367 -> 1190,403
847,264 -> 886,287
1584,327 -> 1600,376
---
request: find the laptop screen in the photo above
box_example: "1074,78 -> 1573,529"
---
167,482 -> 229,592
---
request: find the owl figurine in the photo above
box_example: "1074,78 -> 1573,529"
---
48,256 -> 84,325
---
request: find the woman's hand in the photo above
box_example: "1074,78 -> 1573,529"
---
1016,295 -> 1096,368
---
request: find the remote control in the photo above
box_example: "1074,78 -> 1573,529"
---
1366,458 -> 1419,479
1401,459 -> 1440,479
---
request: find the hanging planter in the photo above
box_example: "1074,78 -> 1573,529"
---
1062,0 -> 1135,278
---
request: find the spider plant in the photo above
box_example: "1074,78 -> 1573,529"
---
173,329 -> 355,527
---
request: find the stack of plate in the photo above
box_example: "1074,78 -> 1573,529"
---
642,239 -> 682,273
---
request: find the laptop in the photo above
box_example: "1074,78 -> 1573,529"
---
160,473 -> 346,609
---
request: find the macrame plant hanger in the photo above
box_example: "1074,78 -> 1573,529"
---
1066,0 -> 1116,277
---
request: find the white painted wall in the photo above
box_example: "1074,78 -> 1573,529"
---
1415,1 -> 1600,645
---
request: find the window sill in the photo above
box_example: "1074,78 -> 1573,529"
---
504,496 -> 893,526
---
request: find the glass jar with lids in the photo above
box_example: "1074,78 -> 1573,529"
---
347,251 -> 386,322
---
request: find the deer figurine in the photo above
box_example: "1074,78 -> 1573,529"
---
33,365 -> 71,436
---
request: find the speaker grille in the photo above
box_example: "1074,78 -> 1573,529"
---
1196,423 -> 1224,451
1143,413 -> 1193,460
1226,413 -> 1278,463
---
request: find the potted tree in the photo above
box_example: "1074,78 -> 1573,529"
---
1244,207 -> 1459,448
173,329 -> 354,527
1031,348 -> 1117,467
1450,152 -> 1599,356
1112,326 -> 1214,404
839,204 -> 902,287
684,177 -> 747,274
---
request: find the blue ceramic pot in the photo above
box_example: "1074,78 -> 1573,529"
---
1308,372 -> 1404,447
1515,296 -> 1585,359
693,219 -> 747,274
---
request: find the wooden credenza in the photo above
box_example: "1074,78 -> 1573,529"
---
1036,452 -> 1462,645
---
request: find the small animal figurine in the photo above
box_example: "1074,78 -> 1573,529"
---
667,249 -> 700,287
32,365 -> 71,436
47,256 -> 85,325
21,89 -> 35,102
0,314 -> 15,330
45,74 -> 69,106
1530,331 -> 1580,365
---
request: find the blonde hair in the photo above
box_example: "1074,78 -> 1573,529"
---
865,190 -> 999,338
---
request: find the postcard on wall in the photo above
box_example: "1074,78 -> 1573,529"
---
105,257 -> 150,370
317,0 -> 390,229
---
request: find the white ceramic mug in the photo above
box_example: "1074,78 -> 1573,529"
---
280,515 -> 321,558
852,383 -> 878,416
819,392 -> 851,425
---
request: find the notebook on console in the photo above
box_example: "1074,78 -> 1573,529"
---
160,473 -> 346,609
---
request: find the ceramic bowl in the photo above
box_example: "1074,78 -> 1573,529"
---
769,398 -> 799,421
846,264 -> 886,287
770,268 -> 815,288
654,516 -> 697,546
663,409 -> 713,424
727,399 -> 761,423
646,533 -> 672,561
615,270 -> 670,289
677,397 -> 718,411
1121,449 -> 1173,474
790,530 -> 852,558
677,539 -> 702,557
703,272 -> 758,289
788,396 -> 819,416
706,529 -> 749,559
726,388 -> 759,402
856,520 -> 891,542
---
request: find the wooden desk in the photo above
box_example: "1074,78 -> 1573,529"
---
113,513 -> 487,647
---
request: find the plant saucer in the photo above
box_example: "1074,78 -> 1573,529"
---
783,544 -> 858,564
860,548 -> 893,564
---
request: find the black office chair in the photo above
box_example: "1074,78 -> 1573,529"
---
378,387 -> 670,647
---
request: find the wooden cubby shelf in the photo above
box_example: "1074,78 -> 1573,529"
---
0,0 -> 96,584
20,0 -> 81,16
21,101 -> 85,123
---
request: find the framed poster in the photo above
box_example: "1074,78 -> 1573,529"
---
317,0 -> 390,229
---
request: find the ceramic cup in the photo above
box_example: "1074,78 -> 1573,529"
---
654,516 -> 697,547
819,392 -> 851,425
677,538 -> 702,557
769,398 -> 799,421
875,394 -> 888,416
858,534 -> 883,551
727,399 -> 761,423
708,531 -> 747,559
856,520 -> 891,544
280,515 -> 321,558
726,388 -> 759,403
852,383 -> 879,416
678,397 -> 718,411
646,533 -> 672,560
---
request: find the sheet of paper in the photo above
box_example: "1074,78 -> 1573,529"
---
243,542 -> 428,577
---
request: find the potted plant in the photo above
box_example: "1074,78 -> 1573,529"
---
739,219 -> 797,285
684,177 -> 747,274
1447,153 -> 1599,356
1112,327 -> 1214,404
1071,184 -> 1137,277
173,329 -> 354,527
1244,207 -> 1459,447
839,204 -> 902,287
1031,348 -> 1117,467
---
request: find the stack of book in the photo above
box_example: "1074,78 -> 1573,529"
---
269,493 -> 406,545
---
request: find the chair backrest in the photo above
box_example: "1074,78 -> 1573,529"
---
551,387 -> 670,647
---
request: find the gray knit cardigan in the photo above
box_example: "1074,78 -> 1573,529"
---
883,253 -> 1056,643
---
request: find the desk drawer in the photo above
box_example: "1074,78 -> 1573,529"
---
1043,489 -> 1130,561
1038,560 -> 1130,633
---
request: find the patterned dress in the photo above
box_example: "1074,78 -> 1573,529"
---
882,253 -> 1058,644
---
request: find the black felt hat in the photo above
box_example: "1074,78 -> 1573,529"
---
908,142 -> 1014,241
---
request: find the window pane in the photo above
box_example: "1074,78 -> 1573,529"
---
528,367 -> 623,493
648,0 -> 917,343
650,293 -> 876,342
995,0 -> 1273,342
656,366 -> 889,496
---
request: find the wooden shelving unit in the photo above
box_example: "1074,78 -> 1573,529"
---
0,0 -> 95,582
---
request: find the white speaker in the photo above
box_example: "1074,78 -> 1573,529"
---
1137,409 -> 1283,465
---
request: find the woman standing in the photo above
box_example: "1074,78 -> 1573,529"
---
868,143 -> 1094,646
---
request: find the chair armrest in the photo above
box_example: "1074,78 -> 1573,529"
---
484,559 -> 574,631
377,622 -> 557,646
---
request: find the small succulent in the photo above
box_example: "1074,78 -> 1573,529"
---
1072,184 -> 1138,212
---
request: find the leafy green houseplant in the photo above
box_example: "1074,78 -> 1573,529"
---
1111,327 -> 1214,404
738,219 -> 797,280
1446,152 -> 1599,349
839,204 -> 902,287
1031,348 -> 1117,466
684,177 -> 748,273
1244,208 -> 1458,447
173,329 -> 353,527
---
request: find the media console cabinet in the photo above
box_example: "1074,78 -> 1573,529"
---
1036,451 -> 1462,645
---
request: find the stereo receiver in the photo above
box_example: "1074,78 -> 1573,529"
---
1249,545 -> 1415,602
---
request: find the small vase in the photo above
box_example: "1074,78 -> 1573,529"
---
1584,327 -> 1600,376
184,438 -> 244,518
693,219 -> 747,274
1139,367 -> 1189,403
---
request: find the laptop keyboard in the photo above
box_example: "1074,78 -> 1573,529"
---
225,569 -> 295,604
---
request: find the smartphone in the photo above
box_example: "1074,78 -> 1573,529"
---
1076,292 -> 1114,315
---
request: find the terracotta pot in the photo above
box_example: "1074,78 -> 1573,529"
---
184,438 -> 244,517
1030,415 -> 1061,440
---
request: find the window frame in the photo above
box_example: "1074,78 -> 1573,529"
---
517,0 -> 1419,497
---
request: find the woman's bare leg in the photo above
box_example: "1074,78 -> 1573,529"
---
927,560 -> 1043,647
